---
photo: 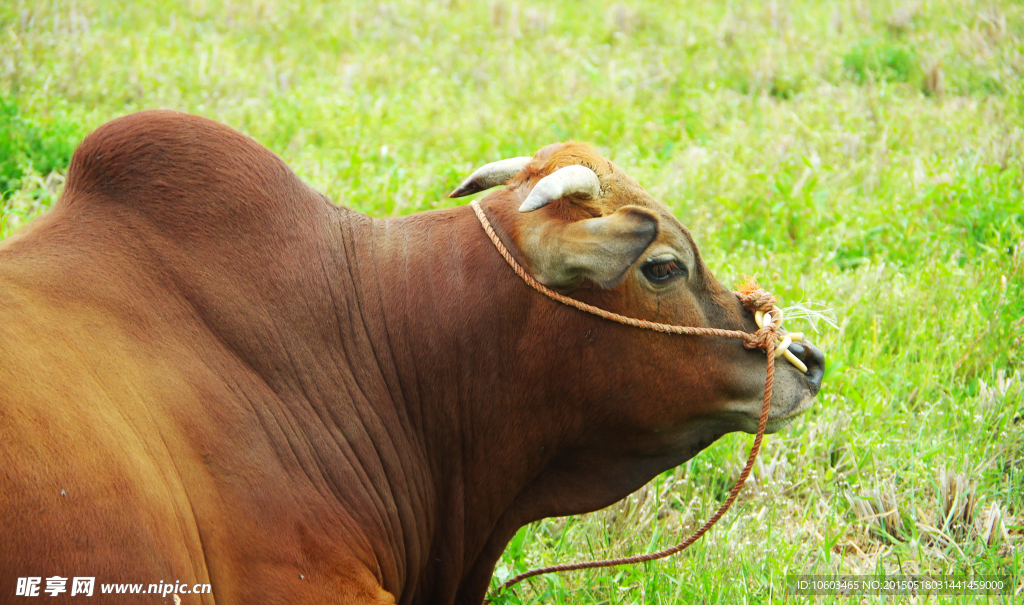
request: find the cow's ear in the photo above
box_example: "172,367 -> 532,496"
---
517,205 -> 659,289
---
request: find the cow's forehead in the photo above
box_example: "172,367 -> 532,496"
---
601,160 -> 689,237
528,142 -> 686,227
602,162 -> 700,261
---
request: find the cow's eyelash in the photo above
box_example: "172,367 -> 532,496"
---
641,260 -> 687,282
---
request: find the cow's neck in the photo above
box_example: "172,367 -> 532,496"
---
333,203 -> 690,605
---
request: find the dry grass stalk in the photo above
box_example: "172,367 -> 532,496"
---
524,8 -> 552,35
887,3 -> 918,35
609,483 -> 653,527
490,1 -> 520,37
924,59 -> 944,98
987,127 -> 1023,171
506,2 -> 520,38
976,502 -> 1009,547
978,6 -> 1006,44
752,53 -> 779,97
830,7 -> 843,34
937,466 -> 977,539
849,484 -> 902,541
490,0 -> 506,26
720,11 -> 738,47
915,522 -> 967,557
764,0 -> 791,33
607,3 -> 636,36
978,369 -> 1020,409
854,0 -> 871,24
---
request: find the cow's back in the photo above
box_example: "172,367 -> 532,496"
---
0,112 -> 396,604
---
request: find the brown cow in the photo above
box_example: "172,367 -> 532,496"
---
0,111 -> 823,604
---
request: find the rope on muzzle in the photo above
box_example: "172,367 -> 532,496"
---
469,201 -> 803,603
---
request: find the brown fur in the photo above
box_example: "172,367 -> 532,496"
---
0,111 -> 822,605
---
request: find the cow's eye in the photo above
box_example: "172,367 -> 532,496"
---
641,260 -> 687,282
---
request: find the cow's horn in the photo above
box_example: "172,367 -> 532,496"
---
519,165 -> 601,213
448,157 -> 532,198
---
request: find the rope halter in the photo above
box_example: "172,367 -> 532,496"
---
468,200 -> 807,603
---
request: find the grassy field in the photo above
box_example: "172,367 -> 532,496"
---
2,0 -> 1023,602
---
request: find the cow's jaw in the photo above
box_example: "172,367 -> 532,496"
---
764,393 -> 816,432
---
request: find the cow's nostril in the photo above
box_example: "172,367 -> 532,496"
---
786,340 -> 825,389
787,342 -> 822,368
805,343 -> 825,371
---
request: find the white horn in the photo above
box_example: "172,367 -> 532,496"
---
519,165 -> 601,213
448,157 -> 532,198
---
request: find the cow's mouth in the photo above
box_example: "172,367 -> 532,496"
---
727,339 -> 825,435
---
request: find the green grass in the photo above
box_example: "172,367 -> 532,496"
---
842,39 -> 918,84
2,0 -> 1022,602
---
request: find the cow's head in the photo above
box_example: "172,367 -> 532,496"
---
451,142 -> 824,462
